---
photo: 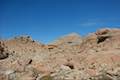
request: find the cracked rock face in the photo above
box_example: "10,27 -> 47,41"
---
0,41 -> 9,60
0,28 -> 120,80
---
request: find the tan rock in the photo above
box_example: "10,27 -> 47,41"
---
0,28 -> 120,80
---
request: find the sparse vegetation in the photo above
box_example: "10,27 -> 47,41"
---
40,75 -> 53,80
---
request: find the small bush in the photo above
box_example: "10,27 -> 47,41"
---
40,75 -> 53,80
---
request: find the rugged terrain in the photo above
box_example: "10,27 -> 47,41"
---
0,28 -> 120,80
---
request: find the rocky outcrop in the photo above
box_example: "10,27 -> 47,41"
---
0,41 -> 9,60
49,33 -> 82,46
0,28 -> 120,80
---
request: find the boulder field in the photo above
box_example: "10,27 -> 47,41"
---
0,28 -> 120,80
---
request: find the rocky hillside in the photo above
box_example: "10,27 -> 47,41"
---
0,28 -> 120,80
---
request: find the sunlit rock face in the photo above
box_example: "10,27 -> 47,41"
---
0,28 -> 120,80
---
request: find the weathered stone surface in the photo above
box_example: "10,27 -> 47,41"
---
0,28 -> 120,80
0,41 -> 9,60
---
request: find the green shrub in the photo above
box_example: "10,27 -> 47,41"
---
40,75 -> 53,80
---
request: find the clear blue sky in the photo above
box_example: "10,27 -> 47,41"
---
0,0 -> 120,43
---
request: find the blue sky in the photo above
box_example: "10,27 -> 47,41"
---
0,0 -> 120,43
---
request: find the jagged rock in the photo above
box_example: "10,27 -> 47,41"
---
9,58 -> 33,72
0,41 -> 9,60
0,28 -> 120,80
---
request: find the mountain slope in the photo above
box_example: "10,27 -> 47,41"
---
0,28 -> 120,80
